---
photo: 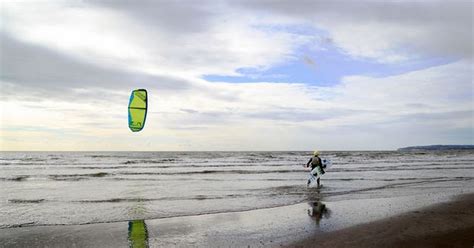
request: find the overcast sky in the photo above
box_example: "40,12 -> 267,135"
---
0,0 -> 472,151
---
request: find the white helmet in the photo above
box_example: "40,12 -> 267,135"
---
313,150 -> 320,156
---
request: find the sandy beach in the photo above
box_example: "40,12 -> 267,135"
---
291,193 -> 474,248
1,193 -> 473,247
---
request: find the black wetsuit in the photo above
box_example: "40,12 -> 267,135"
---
307,156 -> 325,174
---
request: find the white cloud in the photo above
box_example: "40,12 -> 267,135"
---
335,60 -> 473,111
1,1 -> 310,78
326,22 -> 414,63
238,1 -> 473,63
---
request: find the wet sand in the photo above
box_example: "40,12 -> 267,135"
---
1,193 -> 473,247
291,193 -> 474,248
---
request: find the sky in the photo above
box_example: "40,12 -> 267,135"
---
0,0 -> 473,151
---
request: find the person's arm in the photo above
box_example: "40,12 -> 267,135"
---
306,158 -> 312,168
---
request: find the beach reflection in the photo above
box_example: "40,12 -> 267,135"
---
307,201 -> 331,225
128,219 -> 149,248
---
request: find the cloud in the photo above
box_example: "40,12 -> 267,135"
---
91,0 -> 219,34
0,32 -> 197,102
140,61 -> 472,148
1,1 -> 310,78
334,60 -> 473,111
237,1 -> 473,63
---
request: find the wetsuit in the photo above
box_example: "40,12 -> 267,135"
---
307,156 -> 325,174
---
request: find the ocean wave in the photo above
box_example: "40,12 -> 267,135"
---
48,172 -> 109,179
0,176 -> 29,181
50,177 -> 90,181
0,222 -> 36,229
19,158 -> 47,162
108,177 -> 300,182
8,199 -> 45,204
76,164 -> 296,169
72,165 -> 172,169
75,198 -> 155,203
88,155 -> 128,158
118,169 -> 302,176
324,176 -> 474,182
0,162 -> 47,166
122,159 -> 179,164
329,166 -> 474,173
319,178 -> 462,197
74,194 -> 254,203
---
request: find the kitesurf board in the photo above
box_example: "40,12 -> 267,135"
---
322,158 -> 332,169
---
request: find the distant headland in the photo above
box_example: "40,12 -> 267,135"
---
398,145 -> 474,151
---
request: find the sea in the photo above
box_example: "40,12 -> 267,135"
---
1,151 -> 473,229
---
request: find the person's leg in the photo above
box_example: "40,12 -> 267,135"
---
317,178 -> 320,187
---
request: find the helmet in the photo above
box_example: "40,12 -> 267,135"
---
313,150 -> 320,156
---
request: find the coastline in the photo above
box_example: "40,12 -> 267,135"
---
290,193 -> 474,248
1,193 -> 473,247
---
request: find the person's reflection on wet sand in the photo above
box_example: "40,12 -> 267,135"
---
307,201 -> 331,226
128,219 -> 149,248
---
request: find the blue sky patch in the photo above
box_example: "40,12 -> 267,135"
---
203,41 -> 455,86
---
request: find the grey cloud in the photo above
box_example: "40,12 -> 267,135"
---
237,1 -> 471,24
236,0 -> 473,59
333,110 -> 473,129
381,112 -> 474,147
296,109 -> 473,150
404,103 -> 431,109
1,125 -> 83,135
0,32 -> 191,101
243,108 -> 332,122
89,0 -> 218,34
180,108 -> 199,114
170,106 -> 369,125
396,110 -> 473,122
267,107 -> 378,122
166,125 -> 209,131
332,109 -> 473,136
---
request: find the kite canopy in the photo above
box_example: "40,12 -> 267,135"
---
128,89 -> 148,132
128,220 -> 148,248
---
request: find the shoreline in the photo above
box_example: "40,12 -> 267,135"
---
290,193 -> 474,248
1,193 -> 473,247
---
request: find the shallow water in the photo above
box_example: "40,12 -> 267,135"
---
1,151 -> 473,228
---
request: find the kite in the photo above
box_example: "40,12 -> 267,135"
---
128,89 -> 148,132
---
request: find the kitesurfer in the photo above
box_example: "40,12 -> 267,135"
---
306,150 -> 325,187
